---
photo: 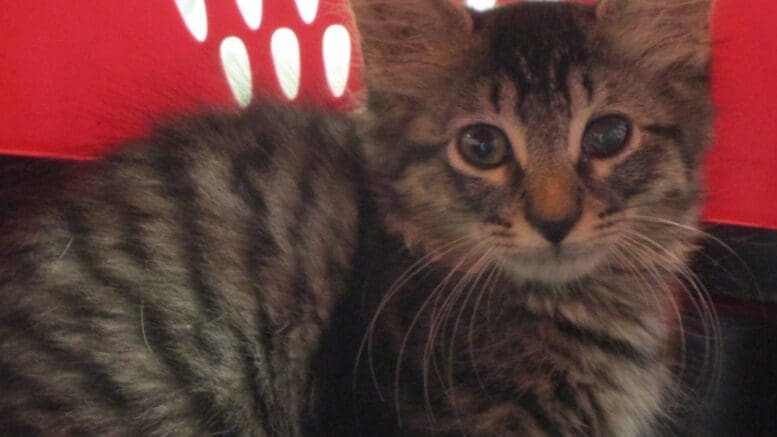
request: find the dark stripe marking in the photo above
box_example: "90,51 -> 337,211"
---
245,224 -> 283,435
0,362 -> 69,415
581,73 -> 594,102
231,147 -> 286,436
231,148 -> 274,216
64,205 -> 229,435
517,306 -> 651,366
490,80 -> 502,112
155,149 -> 261,436
114,198 -> 153,267
287,158 -> 317,246
606,146 -> 661,200
516,391 -> 564,437
643,123 -> 694,171
387,143 -> 444,180
553,317 -> 650,366
460,375 -> 562,437
0,310 -> 134,427
555,375 -> 595,434
444,165 -> 489,214
581,385 -> 608,433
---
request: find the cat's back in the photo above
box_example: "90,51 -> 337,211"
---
0,101 -> 360,436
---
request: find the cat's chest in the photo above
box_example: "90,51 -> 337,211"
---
389,277 -> 676,435
462,289 -> 674,435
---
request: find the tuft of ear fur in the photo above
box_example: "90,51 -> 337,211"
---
596,0 -> 713,75
349,0 -> 474,100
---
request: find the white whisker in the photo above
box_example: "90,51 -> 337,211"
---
619,227 -> 722,398
354,234 -> 475,400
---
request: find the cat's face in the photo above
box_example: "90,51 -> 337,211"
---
354,0 -> 713,284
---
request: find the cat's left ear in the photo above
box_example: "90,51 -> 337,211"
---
349,0 -> 475,100
596,0 -> 713,75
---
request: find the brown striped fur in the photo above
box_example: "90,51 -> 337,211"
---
326,0 -> 715,435
0,103 -> 359,436
0,0 -> 715,436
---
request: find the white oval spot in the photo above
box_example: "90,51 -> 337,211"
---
465,0 -> 497,12
294,0 -> 319,24
236,0 -> 262,30
220,36 -> 253,107
271,28 -> 301,100
322,25 -> 351,98
175,0 -> 208,42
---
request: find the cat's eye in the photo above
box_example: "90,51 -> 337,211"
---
457,124 -> 511,169
582,115 -> 632,159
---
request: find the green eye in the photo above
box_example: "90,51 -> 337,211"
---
582,115 -> 632,158
457,124 -> 511,169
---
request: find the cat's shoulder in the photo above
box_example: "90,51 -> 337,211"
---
3,100 -> 357,196
0,100 -> 362,241
109,100 -> 358,175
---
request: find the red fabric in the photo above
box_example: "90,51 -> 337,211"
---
0,1 -> 775,230
706,0 -> 777,230
0,1 -> 360,159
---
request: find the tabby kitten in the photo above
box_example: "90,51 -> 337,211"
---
0,103 -> 360,435
0,0 -> 715,436
315,0 -> 714,436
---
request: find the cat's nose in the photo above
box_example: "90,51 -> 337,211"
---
524,170 -> 582,245
527,214 -> 580,246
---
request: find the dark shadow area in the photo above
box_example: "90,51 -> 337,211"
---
677,224 -> 777,436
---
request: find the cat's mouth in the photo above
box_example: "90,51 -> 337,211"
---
496,242 -> 610,284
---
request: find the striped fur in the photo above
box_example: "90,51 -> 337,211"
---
1,1 -> 714,436
0,102 -> 360,436
320,0 -> 715,435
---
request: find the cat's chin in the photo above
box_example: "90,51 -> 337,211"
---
498,248 -> 609,285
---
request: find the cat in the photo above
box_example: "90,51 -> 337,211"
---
312,0 -> 715,436
0,103 -> 361,436
0,0 -> 715,436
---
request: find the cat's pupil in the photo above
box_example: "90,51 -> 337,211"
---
458,124 -> 509,168
469,128 -> 495,157
583,115 -> 631,158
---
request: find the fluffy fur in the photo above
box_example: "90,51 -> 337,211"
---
315,0 -> 715,435
0,103 -> 359,435
0,1 -> 714,436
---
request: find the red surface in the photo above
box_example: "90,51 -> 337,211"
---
0,1 -> 775,230
0,1 -> 361,159
706,0 -> 777,230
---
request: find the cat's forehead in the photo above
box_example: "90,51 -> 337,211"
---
472,3 -> 595,105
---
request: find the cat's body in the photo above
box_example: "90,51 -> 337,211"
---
0,103 -> 360,435
315,222 -> 682,436
0,1 -> 714,436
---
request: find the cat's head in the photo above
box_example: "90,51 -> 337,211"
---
352,0 -> 714,284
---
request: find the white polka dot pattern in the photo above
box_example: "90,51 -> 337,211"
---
294,0 -> 319,24
220,36 -> 254,107
466,0 -> 497,12
236,0 -> 262,30
322,25 -> 351,98
174,0 -> 208,42
271,28 -> 302,100
176,1 -> 354,105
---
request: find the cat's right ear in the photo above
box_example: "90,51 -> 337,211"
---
350,0 -> 474,100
